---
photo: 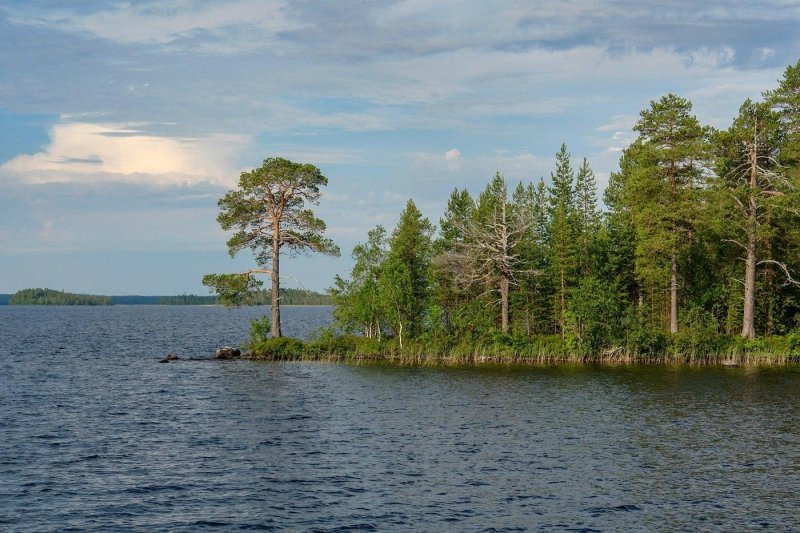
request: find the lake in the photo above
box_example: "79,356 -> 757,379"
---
1,305 -> 799,531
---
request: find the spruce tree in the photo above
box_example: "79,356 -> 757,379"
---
381,199 -> 435,340
574,157 -> 599,277
547,143 -> 577,333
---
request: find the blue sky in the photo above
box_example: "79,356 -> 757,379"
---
1,0 -> 799,294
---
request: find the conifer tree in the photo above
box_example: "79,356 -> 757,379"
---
381,199 -> 434,342
433,188 -> 475,330
547,143 -> 577,333
630,94 -> 709,333
202,157 -> 339,337
765,59 -> 800,165
511,180 -> 548,335
714,99 -> 800,338
574,158 -> 599,277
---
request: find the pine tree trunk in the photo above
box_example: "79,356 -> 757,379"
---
741,224 -> 756,339
670,251 -> 678,334
271,229 -> 282,338
741,143 -> 759,339
500,275 -> 510,333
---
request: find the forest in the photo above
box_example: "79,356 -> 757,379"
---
10,288 -> 112,306
314,60 -> 800,363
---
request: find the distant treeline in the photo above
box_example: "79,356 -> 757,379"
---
5,288 -> 330,306
10,288 -> 111,305
253,288 -> 331,306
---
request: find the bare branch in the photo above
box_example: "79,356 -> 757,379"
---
757,259 -> 800,286
722,238 -> 748,251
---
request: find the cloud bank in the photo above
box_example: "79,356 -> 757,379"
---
1,122 -> 248,186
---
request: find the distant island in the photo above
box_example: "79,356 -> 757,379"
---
4,288 -> 330,306
9,288 -> 112,305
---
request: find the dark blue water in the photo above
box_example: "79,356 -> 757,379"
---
2,306 -> 800,531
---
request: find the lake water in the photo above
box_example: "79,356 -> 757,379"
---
2,305 -> 800,531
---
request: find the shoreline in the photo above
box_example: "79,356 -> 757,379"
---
238,336 -> 800,368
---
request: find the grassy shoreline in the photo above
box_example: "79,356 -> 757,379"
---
242,334 -> 800,367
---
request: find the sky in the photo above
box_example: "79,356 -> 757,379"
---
1,0 -> 799,295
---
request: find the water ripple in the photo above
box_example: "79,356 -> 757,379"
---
1,306 -> 800,530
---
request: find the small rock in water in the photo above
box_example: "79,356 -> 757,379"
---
214,347 -> 241,360
158,353 -> 181,363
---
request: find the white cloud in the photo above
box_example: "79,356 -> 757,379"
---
444,148 -> 462,170
685,46 -> 736,69
11,0 -> 299,51
1,122 -> 249,186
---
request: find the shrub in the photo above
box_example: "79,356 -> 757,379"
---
249,314 -> 271,346
670,306 -> 724,360
251,336 -> 306,359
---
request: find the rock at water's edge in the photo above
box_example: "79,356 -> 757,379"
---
159,353 -> 181,363
214,347 -> 241,360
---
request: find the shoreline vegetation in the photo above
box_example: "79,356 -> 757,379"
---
5,288 -> 330,306
239,332 -> 800,367
201,61 -> 800,369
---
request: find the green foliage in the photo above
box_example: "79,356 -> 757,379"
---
547,143 -> 577,331
217,158 -> 339,261
307,329 -> 382,356
158,294 -> 218,305
251,336 -> 306,358
202,273 -> 263,307
564,276 -> 625,354
10,288 -> 111,306
670,306 -> 724,359
437,188 -> 474,249
249,314 -> 272,345
250,288 -> 331,306
202,157 -> 339,336
765,59 -> 800,165
329,226 -> 388,337
623,308 -> 669,357
382,200 -> 435,340
324,60 -> 800,360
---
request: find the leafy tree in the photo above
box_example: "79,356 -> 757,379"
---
330,226 -> 388,338
565,275 -> 626,354
202,157 -> 339,337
